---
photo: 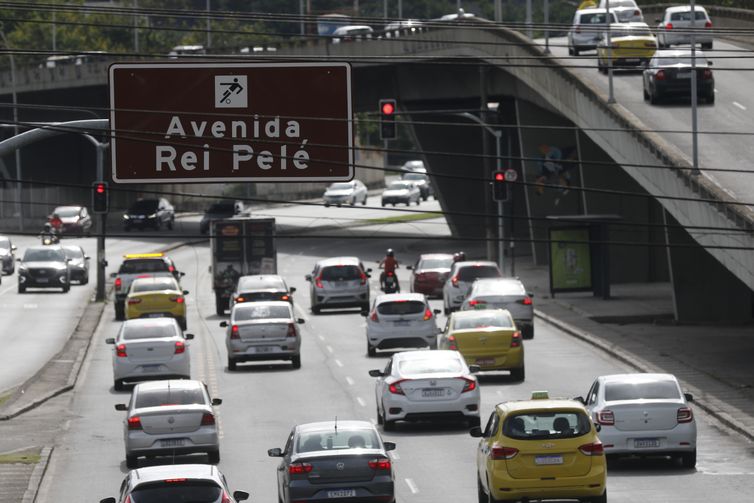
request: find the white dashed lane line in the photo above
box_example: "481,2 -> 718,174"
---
345,376 -> 354,386
356,396 -> 366,407
405,478 -> 419,494
334,359 -> 343,368
733,101 -> 747,111
326,345 -> 334,354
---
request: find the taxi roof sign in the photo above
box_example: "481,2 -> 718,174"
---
530,391 -> 550,400
123,253 -> 165,259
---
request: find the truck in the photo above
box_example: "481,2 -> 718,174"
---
210,217 -> 277,315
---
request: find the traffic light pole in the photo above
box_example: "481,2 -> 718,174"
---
94,142 -> 107,302
494,135 -> 504,274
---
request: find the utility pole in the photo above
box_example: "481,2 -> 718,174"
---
606,0 -> 615,103
206,0 -> 212,48
526,0 -> 533,38
690,0 -> 699,175
543,0 -> 551,54
479,67 -> 495,263
133,0 -> 139,53
0,27 -> 23,231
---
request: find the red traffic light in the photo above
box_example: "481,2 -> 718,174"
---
95,183 -> 106,194
494,172 -> 505,182
381,102 -> 395,115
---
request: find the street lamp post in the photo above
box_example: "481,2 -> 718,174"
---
606,0 -> 615,103
690,0 -> 699,174
0,27 -> 23,231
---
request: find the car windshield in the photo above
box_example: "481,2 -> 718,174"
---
134,387 -> 206,408
54,206 -> 80,217
398,356 -> 464,375
62,247 -> 84,259
454,312 -> 513,330
654,56 -> 705,66
23,249 -> 64,262
122,323 -> 178,340
131,279 -> 178,292
402,173 -> 427,181
388,182 -> 412,190
458,265 -> 501,281
207,203 -> 235,214
476,281 -> 525,296
321,265 -> 362,281
296,428 -> 380,453
377,300 -> 425,315
129,200 -> 159,213
328,183 -> 353,191
233,304 -> 291,321
418,257 -> 453,269
503,411 -> 591,440
0,237 -> 10,251
237,276 -> 285,290
605,380 -> 681,401
119,259 -> 169,274
129,481 -> 221,503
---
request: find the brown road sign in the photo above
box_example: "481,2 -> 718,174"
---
109,62 -> 353,183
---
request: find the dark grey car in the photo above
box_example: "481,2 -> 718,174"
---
0,236 -> 16,275
268,420 -> 395,503
62,245 -> 90,284
200,200 -> 245,234
17,246 -> 71,293
123,198 -> 175,231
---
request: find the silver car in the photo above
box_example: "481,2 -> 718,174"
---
598,0 -> 642,22
656,6 -> 713,49
268,420 -> 395,503
222,301 -> 304,370
62,244 -> 90,284
106,317 -> 192,391
115,379 -> 222,468
231,274 -> 295,306
323,180 -> 368,207
567,8 -> 617,55
99,464 -> 249,503
461,278 -> 535,339
362,293 -> 440,356
442,260 -> 502,314
401,171 -> 434,200
380,180 -> 421,207
306,257 -> 371,313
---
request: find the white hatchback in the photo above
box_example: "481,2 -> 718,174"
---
106,318 -> 192,391
363,293 -> 440,356
369,350 -> 481,430
442,260 -> 502,314
461,278 -> 535,339
581,373 -> 697,467
568,8 -> 618,55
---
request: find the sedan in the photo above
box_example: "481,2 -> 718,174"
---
222,301 -> 305,370
61,244 -> 90,284
17,245 -> 71,293
123,198 -> 175,231
643,49 -> 714,104
369,350 -> 481,430
49,205 -> 92,235
408,253 -> 454,297
580,373 -> 697,467
115,379 -> 222,468
461,277 -> 535,339
401,171 -> 434,200
0,235 -> 16,274
656,5 -> 713,49
442,260 -> 503,314
381,180 -> 421,207
106,317 -> 192,391
99,464 -> 249,503
597,22 -> 657,72
125,276 -> 189,330
232,274 -> 295,306
323,180 -> 368,207
362,293 -> 440,356
268,420 -> 395,503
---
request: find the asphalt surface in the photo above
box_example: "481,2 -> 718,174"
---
26,202 -> 754,503
547,37 -> 754,207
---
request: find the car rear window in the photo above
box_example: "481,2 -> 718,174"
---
579,12 -> 610,24
377,300 -> 425,315
54,206 -> 80,217
321,265 -> 362,281
475,280 -> 525,296
458,265 -> 501,282
134,387 -> 206,408
387,181 -> 413,190
130,480 -> 221,502
129,200 -> 159,213
207,203 -> 235,214
329,183 -> 353,191
604,380 -> 681,401
670,11 -> 707,21
237,276 -> 285,290
454,312 -> 513,330
122,323 -> 178,340
503,411 -> 591,440
398,356 -> 464,375
418,257 -> 453,270
402,173 -> 428,181
297,428 -> 380,452
131,279 -> 178,292
119,259 -> 170,274
233,304 -> 291,321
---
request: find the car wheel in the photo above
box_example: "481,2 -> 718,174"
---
702,41 -> 712,50
568,47 -> 574,56
523,326 -> 534,340
62,284 -> 70,293
367,342 -> 376,357
291,355 -> 302,369
215,296 -> 226,316
17,283 -> 24,294
381,202 -> 386,207
311,305 -> 321,314
468,416 -> 481,429
392,203 -> 396,207
81,274 -> 89,285
207,450 -> 220,464
405,200 -> 411,207
336,203 -> 342,208
415,199 -> 420,206
643,87 -> 649,101
350,198 -> 356,206
444,306 -> 450,315
383,413 -> 395,432
477,477 -> 486,503
573,47 -> 580,56
125,455 -> 138,469
324,203 -> 330,208
650,89 -> 659,105
115,303 -> 125,321
510,367 -> 525,382
680,449 -> 696,469
706,92 -> 715,105
591,490 -> 607,503
167,218 -> 174,230
227,357 -> 237,371
178,317 -> 187,331
114,379 -> 125,391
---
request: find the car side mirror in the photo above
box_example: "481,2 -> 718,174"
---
267,447 -> 283,457
305,274 -> 312,282
183,290 -> 190,295
65,258 -> 72,263
290,286 -> 296,293
594,422 -> 602,433
114,404 -> 127,411
433,309 -> 441,315
684,393 -> 694,403
100,498 -> 117,503
110,272 -> 117,278
655,18 -> 661,23
185,333 -> 195,340
468,365 -> 481,374
233,491 -> 250,502
297,318 -> 305,324
469,426 -> 483,438
84,255 -> 90,260
368,369 -> 383,377
527,292 -> 534,298
179,272 -> 186,277
707,61 -> 713,66
212,398 -> 222,406
16,257 -> 20,262
573,396 -> 585,405
11,245 -> 16,251
383,441 -> 396,451
105,338 -> 115,344
219,321 -> 228,328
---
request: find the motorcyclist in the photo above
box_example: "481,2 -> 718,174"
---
379,248 -> 399,291
453,251 -> 467,263
40,222 -> 60,245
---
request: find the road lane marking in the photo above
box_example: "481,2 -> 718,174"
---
334,359 -> 343,367
318,335 -> 325,341
733,101 -> 747,111
0,284 -> 16,296
405,478 -> 419,494
23,303 -> 38,309
356,396 -> 366,407
345,376 -> 354,386
326,345 -> 334,354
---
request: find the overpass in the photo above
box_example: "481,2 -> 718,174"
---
0,9 -> 752,322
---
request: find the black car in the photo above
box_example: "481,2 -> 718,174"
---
17,246 -> 71,293
0,236 -> 16,275
200,200 -> 245,234
123,198 -> 175,231
643,49 -> 715,105
231,274 -> 295,307
62,245 -> 90,284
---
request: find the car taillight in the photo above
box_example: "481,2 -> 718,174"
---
461,377 -> 476,393
520,297 -> 532,305
360,271 -> 368,285
164,478 -> 188,483
127,298 -> 141,305
579,441 -> 604,456
468,299 -> 485,307
124,495 -> 132,503
705,20 -> 712,28
451,275 -> 459,286
655,70 -> 666,81
633,9 -> 640,15
115,277 -> 122,291
235,296 -> 244,303
168,265 -> 175,273
230,325 -> 240,340
288,463 -> 313,474
490,444 -> 518,460
127,416 -> 142,430
677,407 -> 693,423
370,310 -> 379,322
116,344 -> 127,357
510,331 -> 522,348
174,341 -> 185,354
221,491 -> 231,503
315,276 -> 324,288
702,68 -> 713,80
665,22 -> 673,30
596,409 -> 615,425
368,458 -> 391,470
388,379 -> 406,395
169,296 -> 185,303
448,334 -> 457,350
287,323 -> 297,338
201,412 -> 215,426
281,294 -> 290,301
423,308 -> 433,321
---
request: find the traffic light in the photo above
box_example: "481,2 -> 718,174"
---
379,99 -> 397,140
92,181 -> 109,214
491,171 -> 509,202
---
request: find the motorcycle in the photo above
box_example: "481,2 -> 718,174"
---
40,233 -> 60,246
381,270 -> 400,294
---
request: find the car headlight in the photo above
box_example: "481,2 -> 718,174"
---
148,213 -> 157,218
123,214 -> 130,220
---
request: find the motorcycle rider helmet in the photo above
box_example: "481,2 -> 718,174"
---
456,251 -> 466,261
386,248 -> 394,257
43,222 -> 52,231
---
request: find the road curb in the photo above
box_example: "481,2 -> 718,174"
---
21,446 -> 52,503
535,309 -> 754,442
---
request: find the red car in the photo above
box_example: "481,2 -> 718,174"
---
408,253 -> 455,298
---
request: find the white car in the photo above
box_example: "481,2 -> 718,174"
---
106,318 -> 192,391
598,0 -> 642,22
461,278 -> 535,339
568,8 -> 618,55
115,379 -> 222,468
442,260 -> 502,314
400,159 -> 426,174
323,180 -> 368,207
369,350 -> 481,430
581,373 -> 697,467
656,6 -> 713,49
332,25 -> 374,43
380,180 -> 421,207
363,293 -> 440,356
222,301 -> 305,370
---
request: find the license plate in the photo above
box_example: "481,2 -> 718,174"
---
535,455 -> 564,465
476,357 -> 496,366
393,320 -> 410,326
160,439 -> 185,448
251,346 -> 275,353
421,388 -> 445,398
634,438 -> 661,448
327,490 -> 356,498
625,58 -> 640,63
677,72 -> 692,79
36,278 -> 49,283
141,365 -> 161,373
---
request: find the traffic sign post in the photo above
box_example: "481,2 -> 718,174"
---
109,62 -> 353,183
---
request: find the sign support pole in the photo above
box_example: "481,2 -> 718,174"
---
94,142 -> 108,302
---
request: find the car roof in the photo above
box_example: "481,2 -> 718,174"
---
471,278 -> 526,294
654,49 -> 708,58
375,292 -> 426,304
576,7 -> 609,15
317,256 -> 362,267
130,276 -> 178,286
130,464 -> 221,485
454,260 -> 499,268
238,274 -> 286,286
122,317 -> 178,328
666,5 -> 707,13
297,420 -> 376,433
134,379 -> 204,392
451,308 -> 512,320
418,253 -> 455,260
393,349 -> 461,362
599,373 -> 678,383
497,399 -> 588,414
54,205 -> 82,211
233,300 -> 291,309
25,245 -> 63,252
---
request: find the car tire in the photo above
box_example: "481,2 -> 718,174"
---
706,92 -> 715,105
573,47 -> 580,56
362,195 -> 367,205
125,455 -> 138,469
291,355 -> 301,369
444,306 -> 450,315
350,198 -> 356,206
62,284 -> 70,293
383,414 -> 395,432
591,490 -> 607,503
643,87 -> 649,101
178,317 -> 187,331
523,326 -> 534,340
416,199 -> 420,206
207,450 -> 220,464
114,379 -> 125,391
702,41 -> 712,50
468,417 -> 481,429
215,296 -> 225,316
324,203 -> 330,208
81,274 -> 89,285
115,303 -> 125,321
167,218 -> 174,230
405,200 -> 410,207
510,367 -> 525,382
650,89 -> 659,105
381,202 -> 386,207
477,477 -> 487,503
336,203 -> 342,208
680,449 -> 696,469
227,357 -> 237,371
367,342 -> 376,357
311,305 -> 321,314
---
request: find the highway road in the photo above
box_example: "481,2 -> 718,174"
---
27,202 -> 754,503
548,37 -> 754,207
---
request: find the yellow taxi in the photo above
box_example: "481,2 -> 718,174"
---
471,392 -> 607,503
597,22 -> 657,72
438,309 -> 524,381
125,276 -> 189,330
